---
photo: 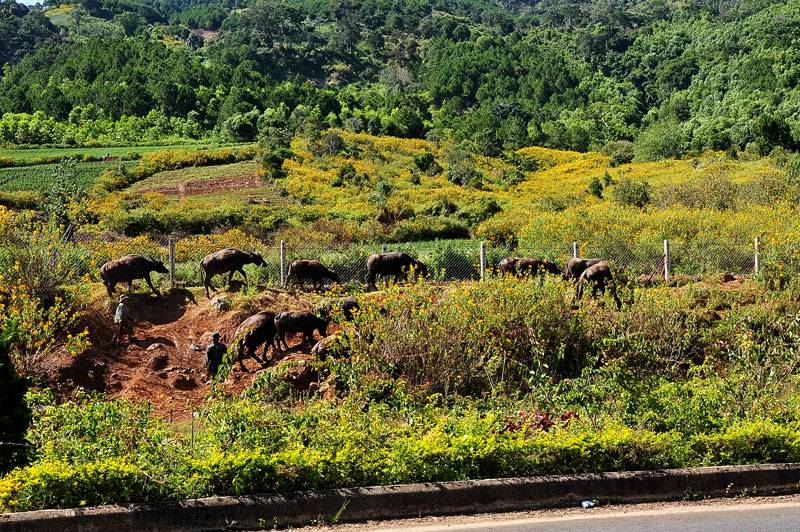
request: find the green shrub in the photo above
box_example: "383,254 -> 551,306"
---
586,176 -> 603,198
634,119 -> 684,162
602,140 -> 635,167
612,178 -> 651,208
447,163 -> 480,186
388,216 -> 470,242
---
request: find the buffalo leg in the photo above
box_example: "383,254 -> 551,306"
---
239,268 -> 247,282
105,282 -> 115,298
237,344 -> 248,371
143,274 -> 161,296
277,331 -> 289,351
205,276 -> 215,298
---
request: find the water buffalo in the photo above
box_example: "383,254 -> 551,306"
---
313,295 -> 359,322
100,254 -> 169,298
498,257 -> 561,277
564,257 -> 605,281
274,310 -> 329,351
284,259 -> 340,290
576,261 -> 622,309
233,311 -> 277,371
365,252 -> 428,291
200,248 -> 266,298
312,334 -> 350,361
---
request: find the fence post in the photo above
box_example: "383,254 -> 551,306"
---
663,239 -> 671,282
754,236 -> 761,274
382,243 -> 387,253
279,240 -> 287,287
168,236 -> 176,287
480,242 -> 487,281
573,242 -> 578,258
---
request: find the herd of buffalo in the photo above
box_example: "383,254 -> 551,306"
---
98,248 -> 621,370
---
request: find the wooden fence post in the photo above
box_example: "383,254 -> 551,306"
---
280,240 -> 287,287
754,236 -> 761,274
663,239 -> 671,281
168,236 -> 176,287
573,242 -> 578,258
480,242 -> 487,281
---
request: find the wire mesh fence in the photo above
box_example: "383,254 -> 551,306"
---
40,230 -> 786,292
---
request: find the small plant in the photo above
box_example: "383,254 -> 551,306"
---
586,176 -> 603,198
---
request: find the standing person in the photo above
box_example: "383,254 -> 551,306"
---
205,332 -> 227,381
112,294 -> 134,348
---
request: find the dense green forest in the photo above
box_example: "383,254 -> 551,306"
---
1,0 -> 799,155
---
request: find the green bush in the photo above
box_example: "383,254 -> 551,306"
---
612,178 -> 651,208
602,140 -> 635,167
634,119 -> 684,162
586,176 -> 603,198
388,216 -> 470,242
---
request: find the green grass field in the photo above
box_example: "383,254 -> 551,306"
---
0,142 -> 248,162
0,161 -> 138,191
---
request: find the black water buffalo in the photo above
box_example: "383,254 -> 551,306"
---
365,252 -> 428,291
312,334 -> 350,361
274,310 -> 329,351
233,311 -> 277,371
564,257 -> 605,281
99,254 -> 169,298
284,259 -> 340,290
576,261 -> 622,309
313,295 -> 359,322
200,248 -> 266,298
498,257 -> 561,277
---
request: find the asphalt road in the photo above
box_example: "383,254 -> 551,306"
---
372,503 -> 800,532
287,497 -> 800,532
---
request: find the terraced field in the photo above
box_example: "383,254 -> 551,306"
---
0,160 -> 138,191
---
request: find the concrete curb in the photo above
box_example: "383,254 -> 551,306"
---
2,463 -> 799,532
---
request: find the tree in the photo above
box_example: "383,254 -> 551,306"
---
634,119 -> 684,162
259,126 -> 293,181
369,179 -> 393,217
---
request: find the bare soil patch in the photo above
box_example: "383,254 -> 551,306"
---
46,286 -> 331,422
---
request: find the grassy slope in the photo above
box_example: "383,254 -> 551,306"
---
101,132 -> 783,234
275,132 -> 780,218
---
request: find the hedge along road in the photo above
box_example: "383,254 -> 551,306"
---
3,465 -> 800,532
293,498 -> 800,532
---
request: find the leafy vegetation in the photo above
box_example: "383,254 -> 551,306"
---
3,276 -> 800,511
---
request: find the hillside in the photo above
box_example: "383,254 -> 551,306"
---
3,0 -> 800,158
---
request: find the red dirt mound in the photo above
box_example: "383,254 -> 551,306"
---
46,286 -> 334,422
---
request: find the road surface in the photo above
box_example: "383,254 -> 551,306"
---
281,495 -> 800,532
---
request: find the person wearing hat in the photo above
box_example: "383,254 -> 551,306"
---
205,332 -> 227,380
112,294 -> 134,348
